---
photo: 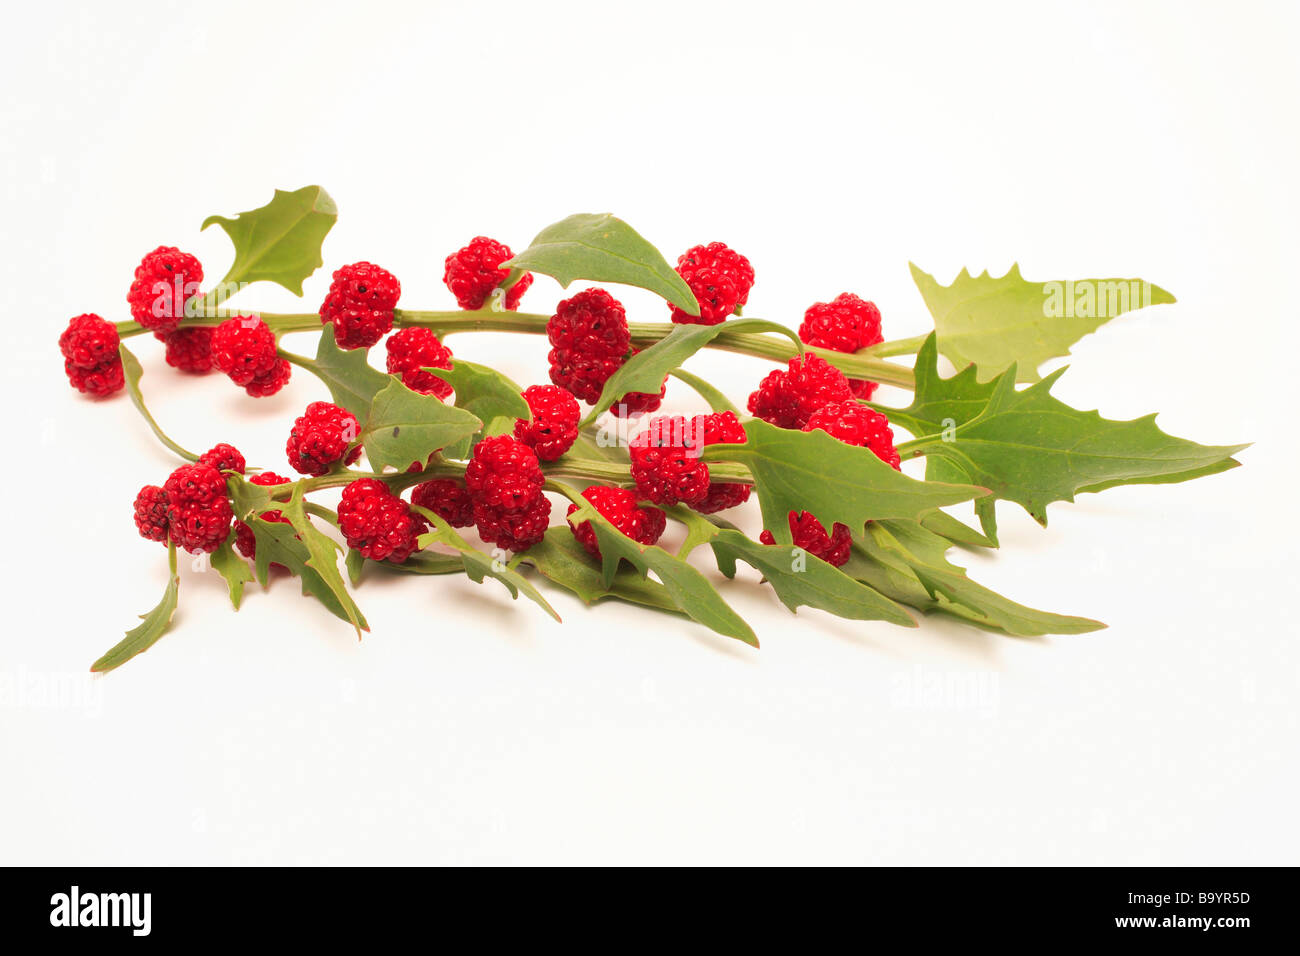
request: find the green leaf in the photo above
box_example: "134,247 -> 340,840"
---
870,335 -> 996,441
702,419 -> 988,546
890,338 -> 1249,527
505,212 -> 699,315
92,543 -> 180,673
515,528 -> 682,614
369,550 -> 464,576
708,527 -> 915,626
345,547 -> 365,587
361,379 -> 483,473
584,319 -> 802,422
310,323 -> 393,419
910,262 -> 1175,383
564,493 -> 757,646
842,520 -> 1104,636
412,508 -> 560,621
119,345 -> 198,461
918,509 -> 996,549
201,185 -> 337,295
230,480 -> 369,634
211,537 -> 253,609
426,359 -> 529,423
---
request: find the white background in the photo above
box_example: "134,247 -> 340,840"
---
2,0 -> 1296,865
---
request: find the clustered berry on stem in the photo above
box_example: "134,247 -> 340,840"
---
669,242 -> 754,325
547,288 -> 665,415
513,385 -> 580,460
798,293 -> 884,399
338,479 -> 427,563
443,236 -> 533,311
567,486 -> 666,559
286,402 -> 362,477
127,246 -> 203,335
464,435 -> 550,551
212,315 -> 291,396
320,261 -> 401,350
59,313 -> 124,397
385,328 -> 453,398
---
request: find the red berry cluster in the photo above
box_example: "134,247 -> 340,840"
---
385,328 -> 453,398
411,478 -> 474,528
628,411 -> 752,512
464,435 -> 550,551
804,401 -> 901,470
567,486 -> 666,559
59,314 -> 124,398
127,246 -> 203,335
286,402 -> 362,477
748,353 -> 853,429
798,293 -> 884,399
759,512 -> 853,567
669,242 -> 754,325
547,288 -> 664,415
320,261 -> 401,350
132,443 -> 243,554
338,479 -> 427,563
443,236 -> 533,311
513,385 -> 580,461
212,316 -> 292,397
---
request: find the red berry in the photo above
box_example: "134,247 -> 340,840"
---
803,401 -> 901,469
473,496 -> 551,552
158,327 -> 214,374
164,463 -> 233,554
198,442 -> 246,475
629,415 -> 710,506
385,327 -> 453,398
443,236 -> 532,311
234,472 -> 292,561
514,385 -> 580,460
212,316 -> 278,387
286,401 -> 361,477
464,435 -> 544,512
245,358 -> 291,397
337,478 -> 427,564
567,486 -> 666,559
690,411 -> 752,514
320,262 -> 401,350
133,485 -> 170,543
59,313 -> 119,369
760,511 -> 852,567
547,349 -> 623,405
798,293 -> 883,400
410,478 -> 474,528
547,288 -> 631,356
59,314 -> 124,398
64,357 -> 125,398
669,242 -> 754,325
127,246 -> 204,334
747,353 -> 853,429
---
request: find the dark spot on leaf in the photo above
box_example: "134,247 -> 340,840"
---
392,426 -> 400,437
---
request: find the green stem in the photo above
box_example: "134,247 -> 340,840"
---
863,334 -> 929,359
112,308 -> 918,387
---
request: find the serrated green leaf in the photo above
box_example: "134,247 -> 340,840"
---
918,509 -> 996,549
310,323 -> 394,419
201,185 -> 337,295
842,520 -> 1103,636
281,485 -> 367,635
585,319 -> 801,423
708,527 -> 915,626
211,537 -> 253,609
119,345 -> 198,461
92,543 -> 180,673
412,507 -> 560,621
911,262 -> 1175,383
889,337 -> 1249,527
426,359 -> 529,423
564,494 -> 756,646
505,213 -> 699,315
361,379 -> 483,472
515,528 -> 682,613
702,419 -> 987,546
